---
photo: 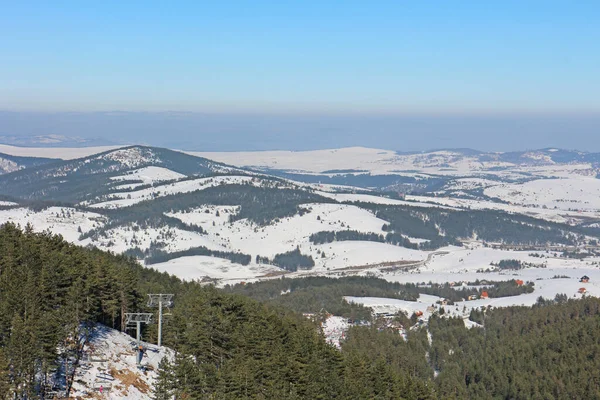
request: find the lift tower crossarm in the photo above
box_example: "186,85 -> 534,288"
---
147,294 -> 174,347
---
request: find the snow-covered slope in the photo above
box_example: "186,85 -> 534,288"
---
110,166 -> 187,188
0,145 -> 239,202
0,207 -> 105,242
70,324 -> 172,399
484,177 -> 600,212
88,175 -> 258,209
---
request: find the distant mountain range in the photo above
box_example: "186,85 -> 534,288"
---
0,134 -> 120,147
397,148 -> 600,165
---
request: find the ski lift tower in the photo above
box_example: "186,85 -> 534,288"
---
147,294 -> 174,347
125,313 -> 153,365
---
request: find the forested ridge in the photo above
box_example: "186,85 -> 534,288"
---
4,223 -> 600,399
0,224 -> 431,399
225,276 -> 534,318
359,203 -> 592,248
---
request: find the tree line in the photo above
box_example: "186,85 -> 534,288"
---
256,248 -> 316,272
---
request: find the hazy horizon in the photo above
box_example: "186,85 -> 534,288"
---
1,2 -> 599,152
1,110 -> 599,153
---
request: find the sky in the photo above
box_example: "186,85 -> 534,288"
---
1,1 -> 599,151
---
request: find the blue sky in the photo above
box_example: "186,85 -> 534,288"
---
1,1 -> 599,150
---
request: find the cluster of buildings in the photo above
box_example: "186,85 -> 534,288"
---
578,275 -> 590,294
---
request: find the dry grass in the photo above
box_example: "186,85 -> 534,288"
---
110,367 -> 150,394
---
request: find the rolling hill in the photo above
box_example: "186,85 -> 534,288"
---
0,145 -> 239,202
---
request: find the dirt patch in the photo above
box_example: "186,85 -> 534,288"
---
110,367 -> 150,394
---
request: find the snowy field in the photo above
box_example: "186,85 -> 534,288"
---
191,147 -> 599,178
0,207 -> 105,242
110,166 -> 186,188
406,194 -> 600,224
0,143 -> 123,160
191,147 -> 400,174
191,147 -> 517,176
484,177 -> 600,212
148,255 -> 278,281
88,175 -> 266,209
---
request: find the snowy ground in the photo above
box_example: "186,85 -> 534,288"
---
190,147 -> 519,176
148,255 -> 277,281
0,207 -> 105,242
91,225 -> 225,255
88,175 -> 258,209
321,316 -> 350,348
484,177 -> 600,212
407,194 -> 600,224
110,166 -> 186,189
0,144 -> 123,160
70,324 -> 172,399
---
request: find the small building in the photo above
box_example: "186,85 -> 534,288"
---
515,279 -> 524,286
414,311 -> 424,317
480,291 -> 489,299
578,287 -> 587,294
468,295 -> 478,301
580,275 -> 590,283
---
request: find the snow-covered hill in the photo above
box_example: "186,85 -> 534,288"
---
0,145 -> 241,202
0,144 -> 599,296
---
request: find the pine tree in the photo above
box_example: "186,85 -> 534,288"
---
153,357 -> 175,400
